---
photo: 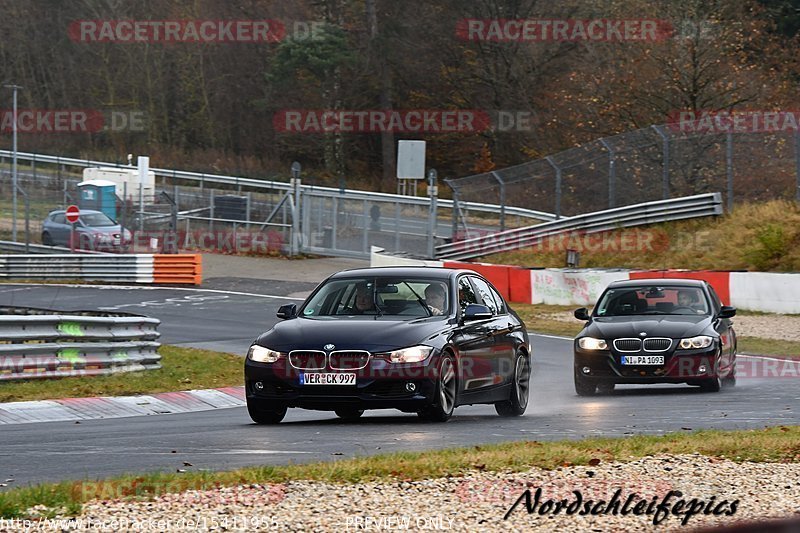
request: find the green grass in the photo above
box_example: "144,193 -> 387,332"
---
0,345 -> 243,403
1,426 -> 799,518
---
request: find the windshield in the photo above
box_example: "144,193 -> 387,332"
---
300,277 -> 449,318
595,286 -> 709,317
79,213 -> 116,227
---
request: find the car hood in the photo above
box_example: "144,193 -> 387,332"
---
581,315 -> 713,340
255,316 -> 450,352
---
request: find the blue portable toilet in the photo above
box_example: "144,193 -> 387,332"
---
78,180 -> 117,221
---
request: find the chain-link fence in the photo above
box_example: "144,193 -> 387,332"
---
446,124 -> 800,218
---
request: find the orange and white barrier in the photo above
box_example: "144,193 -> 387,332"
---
0,254 -> 202,285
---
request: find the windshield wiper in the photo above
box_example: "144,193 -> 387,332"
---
402,281 -> 432,317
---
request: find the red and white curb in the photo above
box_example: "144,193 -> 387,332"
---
0,386 -> 245,425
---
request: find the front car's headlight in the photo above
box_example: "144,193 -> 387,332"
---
247,345 -> 283,363
383,345 -> 434,364
678,336 -> 713,350
578,337 -> 608,350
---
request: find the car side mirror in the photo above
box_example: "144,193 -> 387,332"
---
718,306 -> 736,319
574,307 -> 590,321
276,303 -> 297,319
463,304 -> 492,321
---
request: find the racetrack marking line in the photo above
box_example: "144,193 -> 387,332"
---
530,333 -> 572,340
0,282 -> 305,300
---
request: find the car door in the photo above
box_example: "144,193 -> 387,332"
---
470,276 -> 517,388
707,284 -> 736,372
451,275 -> 496,397
50,213 -> 70,245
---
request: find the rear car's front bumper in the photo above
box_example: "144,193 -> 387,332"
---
574,344 -> 722,384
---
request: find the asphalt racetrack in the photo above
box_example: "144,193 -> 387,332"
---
1,283 -> 798,487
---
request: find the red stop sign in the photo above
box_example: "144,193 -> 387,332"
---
65,205 -> 80,224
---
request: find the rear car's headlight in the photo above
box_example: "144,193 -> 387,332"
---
678,336 -> 713,350
384,345 -> 433,364
248,345 -> 283,363
578,337 -> 608,350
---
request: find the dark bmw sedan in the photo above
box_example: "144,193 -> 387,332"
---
245,267 -> 531,424
573,279 -> 737,396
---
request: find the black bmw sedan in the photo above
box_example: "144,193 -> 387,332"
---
573,278 -> 737,396
245,267 -> 531,423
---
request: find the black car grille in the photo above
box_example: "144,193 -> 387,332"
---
329,350 -> 370,370
613,338 -> 641,352
288,350 -> 326,370
643,338 -> 672,352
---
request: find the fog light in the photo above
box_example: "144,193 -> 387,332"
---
405,382 -> 416,392
254,381 -> 264,391
582,367 -> 591,375
698,365 -> 707,374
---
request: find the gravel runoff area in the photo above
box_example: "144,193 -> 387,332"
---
8,454 -> 799,532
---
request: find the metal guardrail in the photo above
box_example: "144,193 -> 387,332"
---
0,253 -> 202,284
0,240 -> 109,255
435,192 -> 723,261
0,149 -> 557,222
0,254 -> 155,282
0,307 -> 161,381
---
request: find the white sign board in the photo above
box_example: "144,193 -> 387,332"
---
397,140 -> 426,180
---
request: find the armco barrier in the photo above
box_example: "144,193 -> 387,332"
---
0,254 -> 201,285
0,307 -> 161,381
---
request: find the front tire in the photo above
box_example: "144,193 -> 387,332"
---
247,399 -> 287,424
41,232 -> 54,246
699,376 -> 722,392
596,382 -> 616,395
495,352 -> 530,417
574,370 -> 597,396
418,354 -> 457,422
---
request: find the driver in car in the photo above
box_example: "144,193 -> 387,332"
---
677,289 -> 703,313
425,284 -> 446,316
344,283 -> 377,314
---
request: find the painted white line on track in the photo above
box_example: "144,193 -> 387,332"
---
530,333 -> 572,340
0,282 -> 305,301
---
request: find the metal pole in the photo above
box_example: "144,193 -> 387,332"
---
546,156 -> 562,219
490,171 -> 505,232
427,168 -> 438,259
600,139 -> 616,208
652,125 -> 670,199
451,189 -> 460,241
290,162 -> 301,256
795,132 -> 800,202
726,132 -> 734,212
3,84 -> 23,241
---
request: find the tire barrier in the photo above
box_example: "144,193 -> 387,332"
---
0,307 -> 161,381
0,253 -> 202,285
